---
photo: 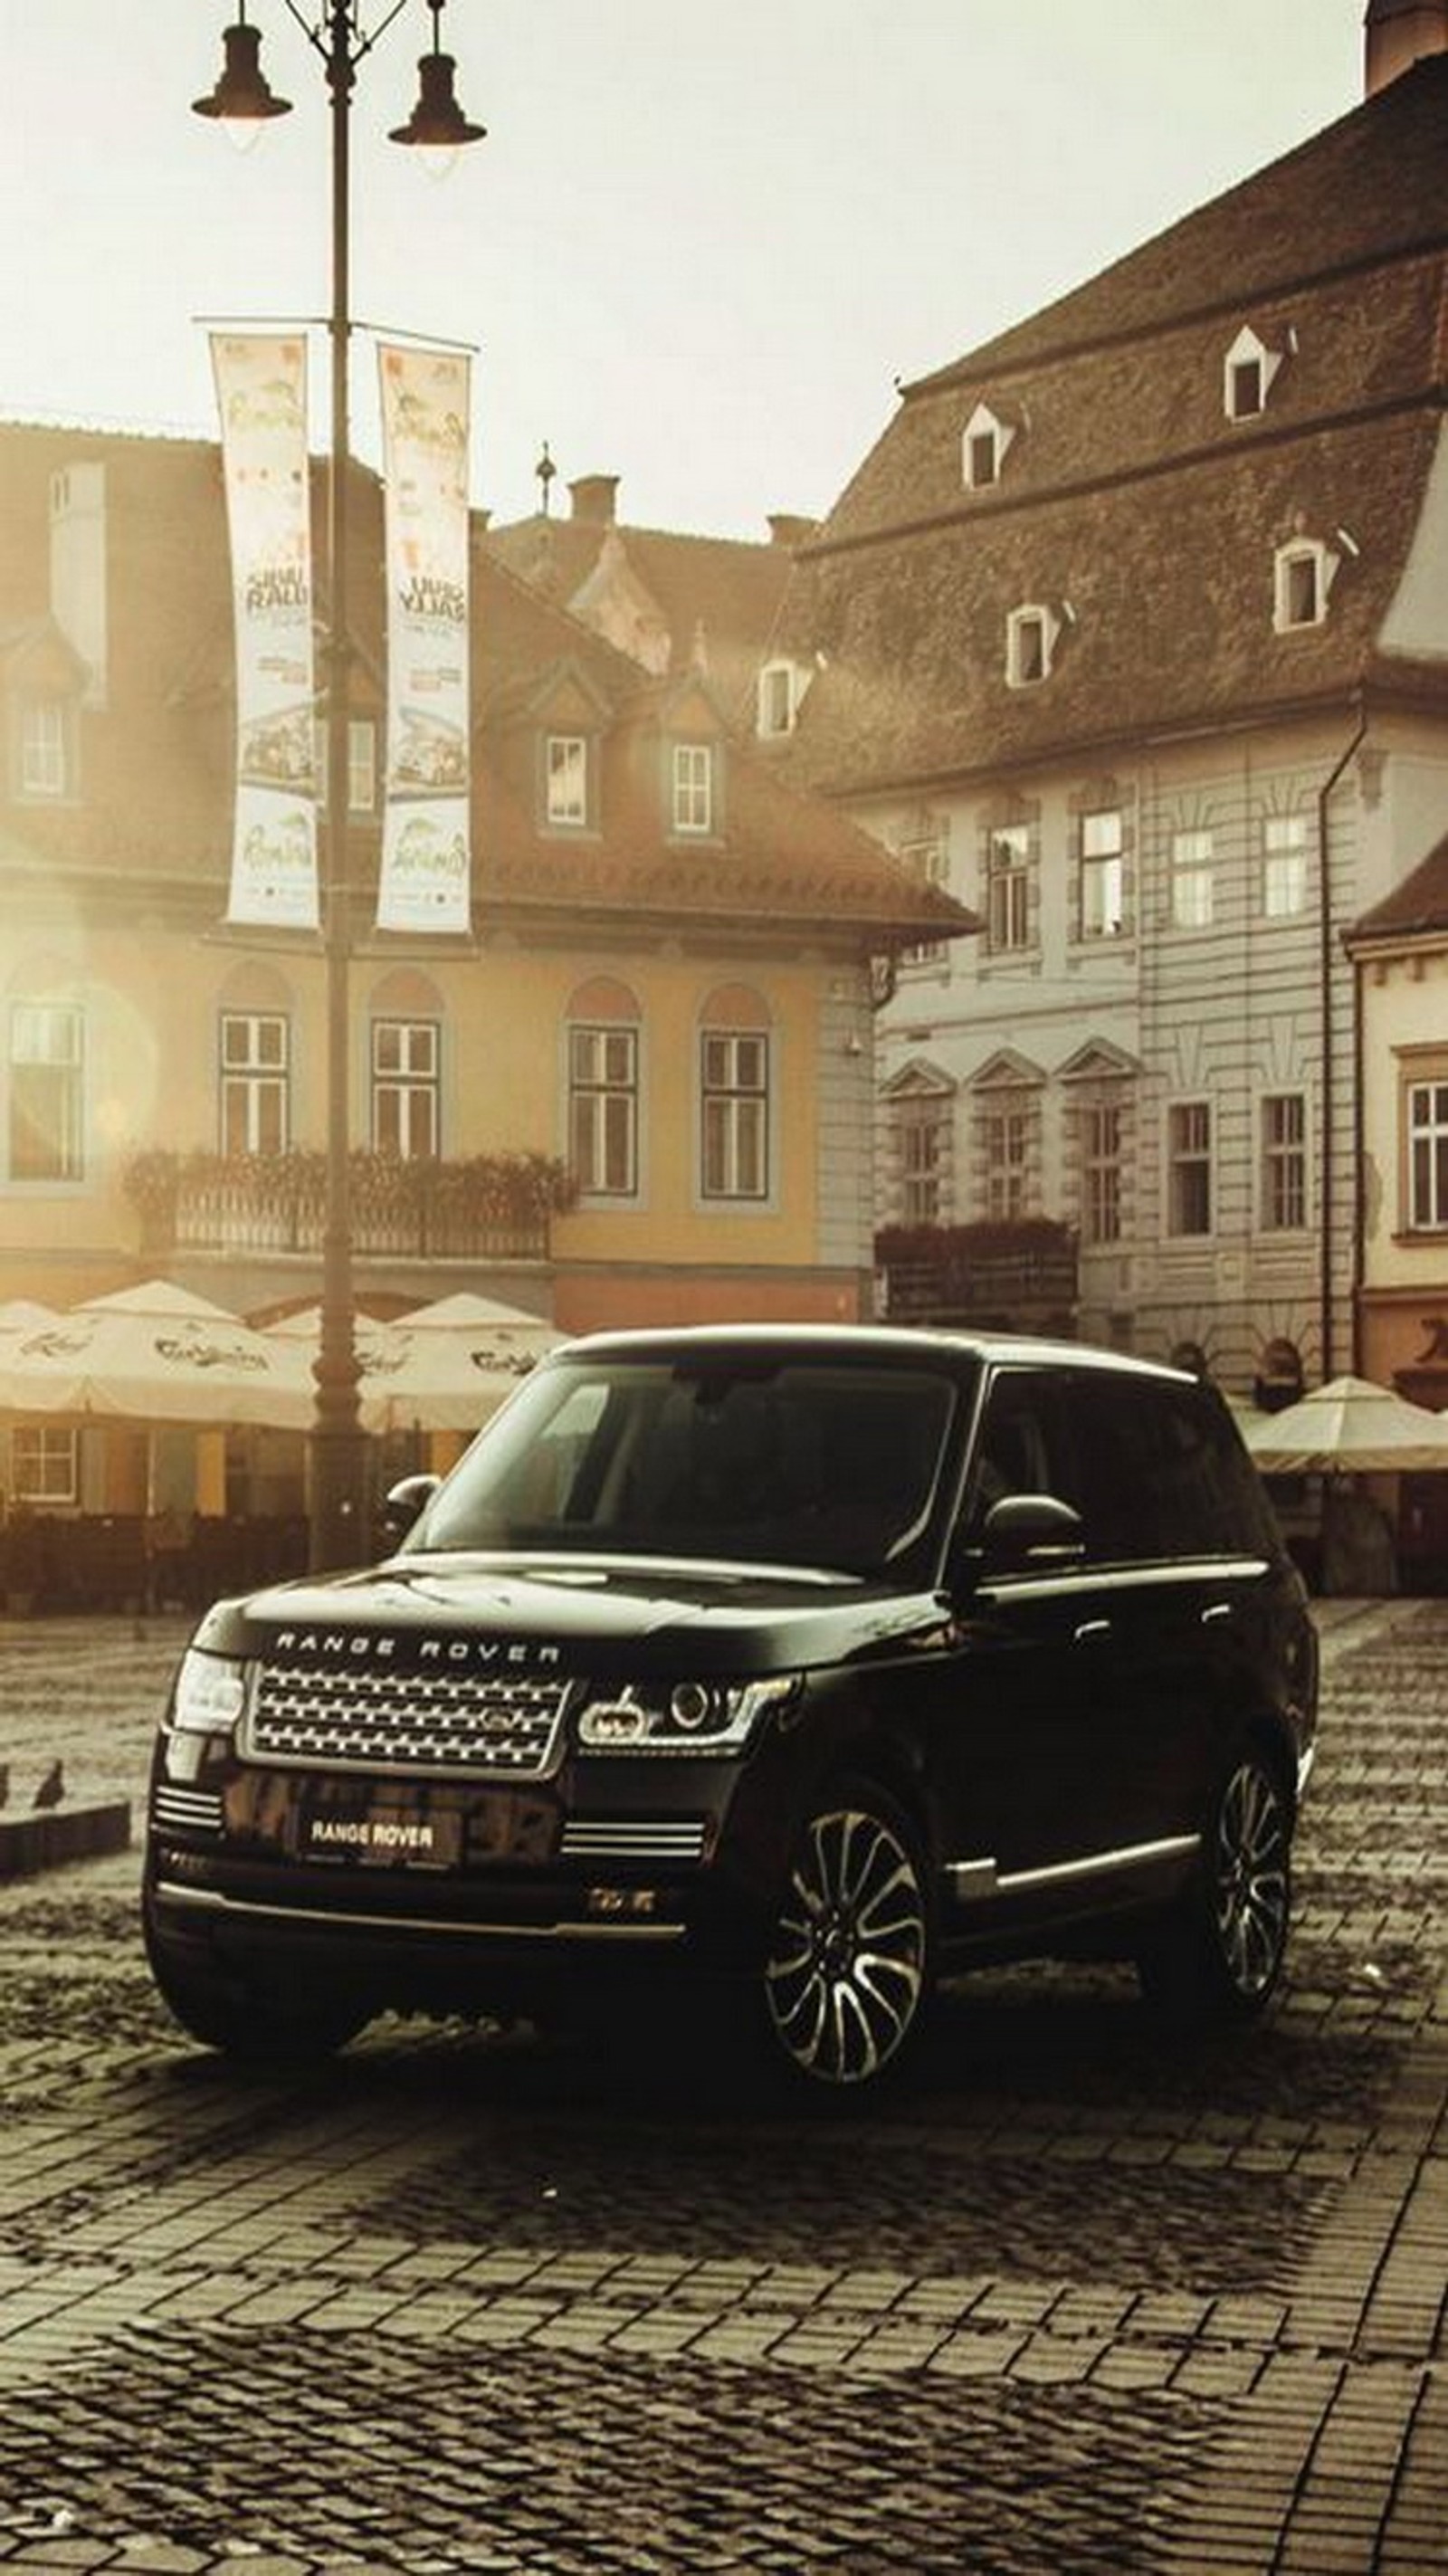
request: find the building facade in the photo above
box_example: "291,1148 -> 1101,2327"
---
773,12 -> 1448,1395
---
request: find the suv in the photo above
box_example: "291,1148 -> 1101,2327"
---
143,1325 -> 1318,2093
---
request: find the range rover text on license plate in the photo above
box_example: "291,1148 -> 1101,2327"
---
300,1803 -> 462,1867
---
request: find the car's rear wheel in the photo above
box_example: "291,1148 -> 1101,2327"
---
1138,1751 -> 1291,2019
145,1921 -> 367,2063
762,1781 -> 931,2090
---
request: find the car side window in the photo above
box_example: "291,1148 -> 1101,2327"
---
1075,1377 -> 1265,1562
965,1370 -> 1083,1540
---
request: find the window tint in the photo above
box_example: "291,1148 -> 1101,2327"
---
966,1370 -> 1084,1533
1074,1377 -> 1276,1562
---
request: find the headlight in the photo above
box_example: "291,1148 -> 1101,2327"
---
169,1648 -> 249,1738
576,1674 -> 798,1755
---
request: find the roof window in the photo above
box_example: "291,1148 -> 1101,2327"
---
1224,325 -> 1283,424
1273,537 -> 1338,634
1005,603 -> 1061,689
962,402 -> 1015,492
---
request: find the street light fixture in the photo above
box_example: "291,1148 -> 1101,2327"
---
194,2 -> 483,1572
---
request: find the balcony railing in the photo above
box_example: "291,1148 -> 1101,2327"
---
126,1148 -> 573,1265
876,1221 -> 1079,1328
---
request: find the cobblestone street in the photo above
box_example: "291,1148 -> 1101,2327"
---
0,1598 -> 1444,2573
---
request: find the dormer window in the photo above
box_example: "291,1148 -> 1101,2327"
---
963,401 -> 1014,491
757,660 -> 801,739
672,740 -> 714,835
546,733 -> 589,827
1224,325 -> 1282,423
1274,537 -> 1338,633
1005,604 -> 1059,689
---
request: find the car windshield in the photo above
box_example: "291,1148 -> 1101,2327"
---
411,1353 -> 967,1581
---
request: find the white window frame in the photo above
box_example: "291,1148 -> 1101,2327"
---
976,1089 -> 1036,1224
1224,325 -> 1281,423
1263,813 -> 1310,919
900,1102 -> 950,1225
546,734 -> 589,827
220,1011 -> 290,1159
1006,604 -> 1059,690
10,1425 -> 78,1506
1080,808 -> 1126,940
19,699 -> 67,799
962,402 -> 1015,491
757,662 -> 796,739
672,741 -> 714,836
1167,1100 -> 1214,1238
700,1029 -> 770,1202
8,1002 -> 84,1184
569,1023 -> 639,1198
1261,1091 -> 1308,1232
372,1017 -> 440,1160
1081,1099 -> 1124,1246
1407,1073 -> 1448,1232
1274,539 -> 1338,633
1169,827 -> 1215,930
986,825 -> 1031,954
899,831 -> 950,967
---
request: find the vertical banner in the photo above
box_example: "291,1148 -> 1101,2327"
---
210,333 -> 319,930
376,342 -> 472,933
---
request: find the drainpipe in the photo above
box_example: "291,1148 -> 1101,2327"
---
1317,697 -> 1367,1382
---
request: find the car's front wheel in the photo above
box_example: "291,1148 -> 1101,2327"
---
762,1781 -> 932,2090
1138,1751 -> 1291,2019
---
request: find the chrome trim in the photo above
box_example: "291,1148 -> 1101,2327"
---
151,1878 -> 685,1944
948,1831 -> 1199,1904
978,1557 -> 1269,1607
151,1787 -> 225,1833
560,1819 -> 708,1861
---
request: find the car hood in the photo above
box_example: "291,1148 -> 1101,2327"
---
191,1550 -> 952,1678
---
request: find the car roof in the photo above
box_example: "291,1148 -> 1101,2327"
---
546,1321 -> 1196,1388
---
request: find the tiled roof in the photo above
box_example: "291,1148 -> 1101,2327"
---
776,57 -> 1448,800
484,512 -> 795,724
1349,825 -> 1448,939
0,419 -> 969,951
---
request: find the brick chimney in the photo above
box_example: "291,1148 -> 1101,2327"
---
1365,0 -> 1448,95
50,462 -> 109,709
568,474 -> 619,527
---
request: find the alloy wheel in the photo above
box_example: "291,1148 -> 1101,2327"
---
764,1797 -> 929,2087
1212,1759 -> 1290,2001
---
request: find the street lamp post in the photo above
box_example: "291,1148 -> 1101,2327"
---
194,2 -> 483,1571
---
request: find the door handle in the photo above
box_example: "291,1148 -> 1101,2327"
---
1201,1601 -> 1233,1627
1073,1617 -> 1111,1645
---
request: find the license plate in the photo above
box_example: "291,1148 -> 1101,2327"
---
300,1800 -> 462,1868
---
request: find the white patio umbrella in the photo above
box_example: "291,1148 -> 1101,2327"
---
0,1280 -> 314,1431
265,1294 -> 560,1435
1243,1374 -> 1448,1475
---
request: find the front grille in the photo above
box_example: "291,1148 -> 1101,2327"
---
243,1661 -> 570,1778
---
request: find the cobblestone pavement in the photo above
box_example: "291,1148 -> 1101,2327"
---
0,1598 -> 1444,2573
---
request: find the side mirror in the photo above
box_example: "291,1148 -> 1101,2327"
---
382,1472 -> 441,1547
979,1491 -> 1085,1572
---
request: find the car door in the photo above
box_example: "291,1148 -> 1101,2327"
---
929,1365 -> 1130,1922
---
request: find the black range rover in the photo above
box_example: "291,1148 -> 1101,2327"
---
143,1325 -> 1319,2093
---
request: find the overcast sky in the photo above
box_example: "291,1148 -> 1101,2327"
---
1,1 -> 1364,539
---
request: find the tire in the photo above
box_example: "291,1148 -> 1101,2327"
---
145,1922 -> 367,2064
1138,1751 -> 1291,2021
762,1780 -> 932,2091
